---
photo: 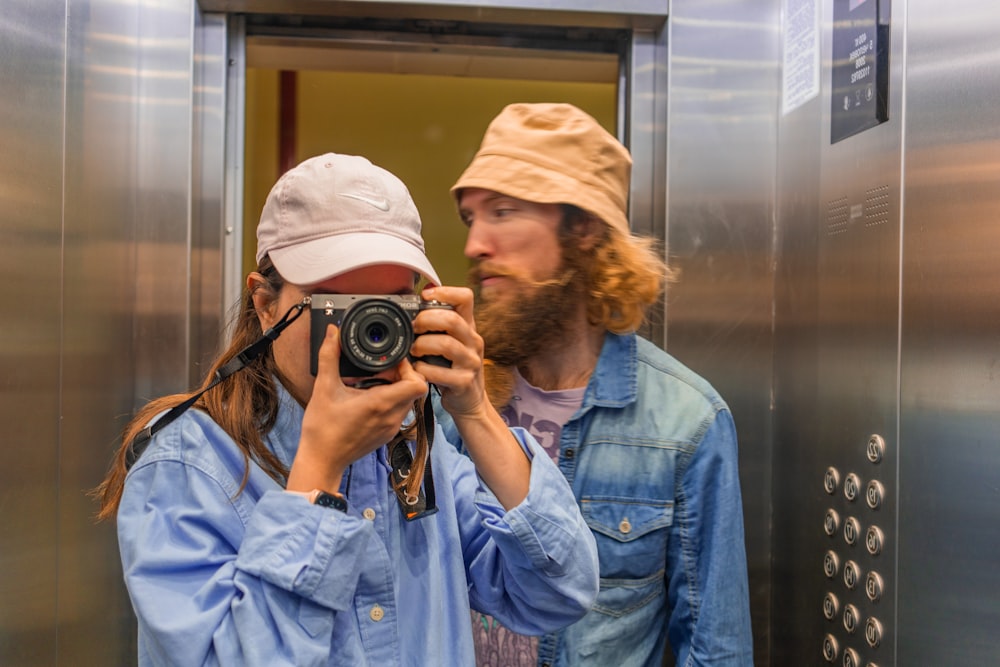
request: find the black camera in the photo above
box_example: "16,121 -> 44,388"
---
309,294 -> 453,377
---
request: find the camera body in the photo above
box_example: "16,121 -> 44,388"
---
309,294 -> 453,377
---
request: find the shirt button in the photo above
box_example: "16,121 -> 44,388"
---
619,517 -> 632,534
369,604 -> 384,622
363,507 -> 376,521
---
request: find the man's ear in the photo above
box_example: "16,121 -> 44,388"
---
574,213 -> 605,252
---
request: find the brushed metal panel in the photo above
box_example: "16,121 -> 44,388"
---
0,2 -> 65,664
132,0 -> 195,404
625,26 -> 668,346
898,0 -> 1000,662
663,2 -> 779,665
773,2 -> 903,665
192,11 -> 229,378
59,0 -> 140,660
199,0 -> 668,29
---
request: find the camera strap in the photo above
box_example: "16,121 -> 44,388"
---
123,296 -> 440,522
124,300 -> 308,470
390,394 -> 438,521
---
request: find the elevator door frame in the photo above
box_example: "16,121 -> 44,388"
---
215,1 -> 669,346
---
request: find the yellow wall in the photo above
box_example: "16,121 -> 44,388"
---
244,69 -> 616,287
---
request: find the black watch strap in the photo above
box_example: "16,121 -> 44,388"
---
312,490 -> 348,513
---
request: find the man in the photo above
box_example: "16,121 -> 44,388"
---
437,104 -> 754,666
94,153 -> 599,666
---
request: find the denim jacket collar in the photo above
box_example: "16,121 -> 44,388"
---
583,332 -> 638,410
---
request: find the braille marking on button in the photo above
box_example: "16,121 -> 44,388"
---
370,604 -> 384,622
363,507 -> 376,521
619,518 -> 632,534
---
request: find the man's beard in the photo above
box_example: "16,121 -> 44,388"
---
471,248 -> 588,367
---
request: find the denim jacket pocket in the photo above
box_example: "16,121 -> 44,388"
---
580,497 -> 673,580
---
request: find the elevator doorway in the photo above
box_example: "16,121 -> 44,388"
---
218,4 -> 668,339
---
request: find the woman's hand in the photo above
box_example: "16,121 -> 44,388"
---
287,323 -> 428,493
411,286 -> 530,510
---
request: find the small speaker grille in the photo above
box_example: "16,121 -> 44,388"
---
864,185 -> 890,228
827,196 -> 850,236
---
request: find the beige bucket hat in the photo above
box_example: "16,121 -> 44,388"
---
451,103 -> 632,233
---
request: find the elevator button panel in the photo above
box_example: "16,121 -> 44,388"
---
820,432 -> 892,667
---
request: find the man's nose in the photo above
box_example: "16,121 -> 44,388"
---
463,220 -> 493,260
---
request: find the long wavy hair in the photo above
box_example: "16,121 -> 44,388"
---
562,205 -> 674,333
93,256 -> 426,521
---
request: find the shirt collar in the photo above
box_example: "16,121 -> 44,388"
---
583,332 -> 638,408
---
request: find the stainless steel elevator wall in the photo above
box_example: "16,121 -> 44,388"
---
1,1 -> 223,664
3,1 -> 999,665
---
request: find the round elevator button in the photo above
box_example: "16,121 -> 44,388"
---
825,467 -> 841,495
825,509 -> 841,536
844,517 -> 861,546
865,616 -> 884,648
867,434 -> 885,464
866,480 -> 885,510
823,592 -> 840,620
866,525 -> 884,556
865,571 -> 885,603
823,634 -> 840,662
844,473 -> 861,502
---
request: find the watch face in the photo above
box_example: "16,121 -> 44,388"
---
315,491 -> 348,513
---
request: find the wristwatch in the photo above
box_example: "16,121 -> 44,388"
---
307,489 -> 348,513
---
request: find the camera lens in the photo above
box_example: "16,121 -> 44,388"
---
364,323 -> 387,346
340,299 -> 413,373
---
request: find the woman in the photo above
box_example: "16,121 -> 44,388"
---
94,153 -> 598,666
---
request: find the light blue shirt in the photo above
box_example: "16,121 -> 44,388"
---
437,333 -> 754,667
117,383 -> 599,666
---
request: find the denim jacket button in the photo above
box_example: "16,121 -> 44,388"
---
564,448 -> 575,459
619,517 -> 632,534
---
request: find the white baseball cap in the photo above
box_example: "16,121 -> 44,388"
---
256,153 -> 440,286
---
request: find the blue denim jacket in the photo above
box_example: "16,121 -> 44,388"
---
437,333 -> 753,667
117,383 -> 599,666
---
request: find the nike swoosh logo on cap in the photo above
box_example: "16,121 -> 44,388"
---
339,192 -> 391,211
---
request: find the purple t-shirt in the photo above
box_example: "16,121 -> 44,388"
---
472,370 -> 585,666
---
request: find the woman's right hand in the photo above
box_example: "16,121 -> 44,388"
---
287,323 -> 429,493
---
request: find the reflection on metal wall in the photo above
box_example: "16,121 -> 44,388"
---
664,2 -> 779,665
769,0 -> 1000,665
1,2 -> 64,663
0,1 -> 224,664
898,0 -> 1000,662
